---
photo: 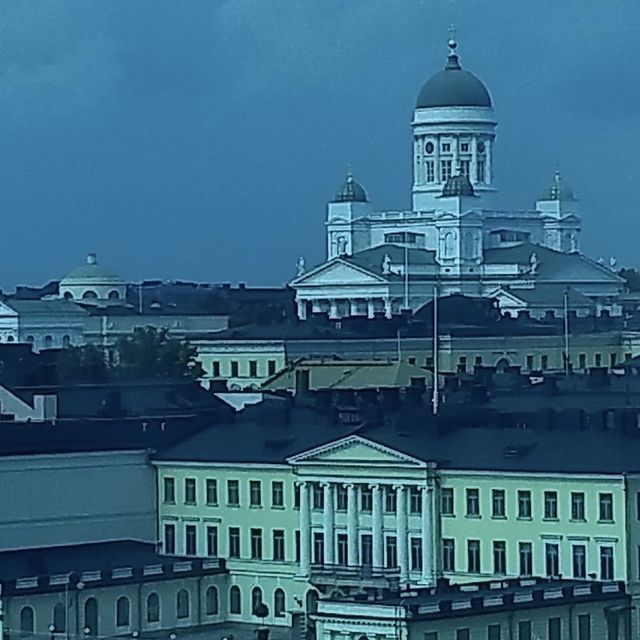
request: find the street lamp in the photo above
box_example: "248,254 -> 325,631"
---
49,623 -> 55,640
169,633 -> 177,640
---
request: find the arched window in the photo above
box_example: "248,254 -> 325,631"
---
7,335 -> 14,342
108,290 -> 121,300
26,335 -> 34,344
63,291 -> 74,300
44,335 -> 53,348
146,593 -> 160,623
116,596 -> 130,627
82,290 -> 98,300
274,588 -> 286,617
19,606 -> 34,637
62,335 -> 71,348
251,586 -> 263,614
176,589 -> 190,619
205,586 -> 219,615
84,598 -> 98,636
53,603 -> 66,632
229,585 -> 242,615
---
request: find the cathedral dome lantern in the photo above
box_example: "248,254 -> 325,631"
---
332,171 -> 368,203
416,39 -> 492,109
441,172 -> 476,198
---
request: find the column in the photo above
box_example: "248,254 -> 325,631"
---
421,486 -> 434,583
329,299 -> 339,320
322,482 -> 335,565
371,484 -> 383,568
367,299 -> 375,319
413,136 -> 420,186
470,136 -> 478,186
396,485 -> 408,583
297,299 -> 307,320
452,136 -> 459,174
347,484 -> 358,566
485,138 -> 492,185
348,299 -> 358,318
384,297 -> 392,319
299,481 -> 311,576
434,134 -> 440,183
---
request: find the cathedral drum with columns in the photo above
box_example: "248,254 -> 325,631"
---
291,37 -> 623,320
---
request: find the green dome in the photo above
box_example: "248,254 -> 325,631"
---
441,172 -> 475,197
61,253 -> 123,284
541,171 -> 576,202
332,171 -> 368,203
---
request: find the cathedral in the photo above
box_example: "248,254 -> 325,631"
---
290,36 -> 624,320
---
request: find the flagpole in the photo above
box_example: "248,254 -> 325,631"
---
404,242 -> 409,310
432,285 -> 439,415
564,288 -> 570,375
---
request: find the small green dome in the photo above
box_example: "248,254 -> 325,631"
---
332,171 -> 368,203
61,253 -> 123,284
441,172 -> 475,197
541,171 -> 576,202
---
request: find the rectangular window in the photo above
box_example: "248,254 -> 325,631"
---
493,541 -> 506,574
163,477 -> 176,504
518,621 -> 531,640
487,623 -> 501,640
273,530 -> 285,561
249,360 -> 258,377
460,142 -> 469,153
425,160 -> 435,183
541,354 -> 548,370
599,492 -> 614,521
385,536 -> 398,568
250,480 -> 262,507
518,490 -> 532,519
227,480 -> 240,506
572,544 -> 586,578
313,484 -> 324,510
579,353 -> 586,369
595,353 -> 602,367
164,523 -> 176,554
424,634 -> 437,640
184,478 -> 196,505
409,487 -> 422,514
267,360 -> 277,376
548,617 -> 561,640
443,538 -> 455,572
467,539 -> 480,573
519,542 -> 532,576
636,491 -> 640,520
466,488 -> 480,517
361,486 -> 372,512
250,528 -> 263,559
294,483 -> 300,509
571,492 -> 585,521
441,487 -> 454,515
206,479 -> 218,505
600,546 -> 614,580
337,533 -> 348,565
295,530 -> 300,562
492,489 -> 505,518
410,537 -> 423,571
185,524 -> 197,555
441,142 -> 451,152
313,532 -> 324,564
544,491 -> 558,519
271,481 -> 284,508
228,527 -> 240,558
526,355 -> 533,370
361,534 -> 373,566
578,614 -> 591,640
545,543 -> 559,577
476,159 -> 486,183
441,159 -> 452,182
336,485 -> 348,511
384,486 -> 397,513
206,525 -> 218,557
460,160 -> 470,177
610,353 -> 617,368
212,361 -> 221,377
456,630 -> 469,640
230,361 -> 239,377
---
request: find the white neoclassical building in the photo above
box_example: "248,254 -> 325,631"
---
291,37 -> 624,319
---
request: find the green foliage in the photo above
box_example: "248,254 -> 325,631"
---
55,327 -> 204,381
619,268 -> 640,292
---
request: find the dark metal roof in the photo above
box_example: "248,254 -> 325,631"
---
332,172 -> 367,203
441,172 -> 475,197
416,43 -> 492,109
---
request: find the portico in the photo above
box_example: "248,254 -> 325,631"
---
288,435 -> 437,591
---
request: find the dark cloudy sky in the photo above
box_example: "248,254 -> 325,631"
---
0,0 -> 638,290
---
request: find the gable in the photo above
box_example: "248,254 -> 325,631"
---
291,260 -> 387,287
0,302 -> 19,317
287,435 -> 426,467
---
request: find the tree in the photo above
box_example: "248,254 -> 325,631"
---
56,344 -> 109,382
113,327 -> 204,380
619,268 -> 640,292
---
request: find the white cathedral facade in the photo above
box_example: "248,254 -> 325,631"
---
290,37 -> 624,320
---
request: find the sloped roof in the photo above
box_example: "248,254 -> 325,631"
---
347,244 -> 436,275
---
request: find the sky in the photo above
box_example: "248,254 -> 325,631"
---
0,0 -> 638,290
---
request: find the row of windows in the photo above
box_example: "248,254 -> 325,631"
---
17,588 -> 221,637
420,159 -> 486,184
164,478 -> 426,515
210,359 -> 278,379
441,538 -> 615,580
424,614 -> 595,640
442,488 -> 614,522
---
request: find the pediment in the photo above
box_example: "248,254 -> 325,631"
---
287,435 -> 426,467
291,259 -> 387,286
0,302 -> 19,317
487,287 -> 528,305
